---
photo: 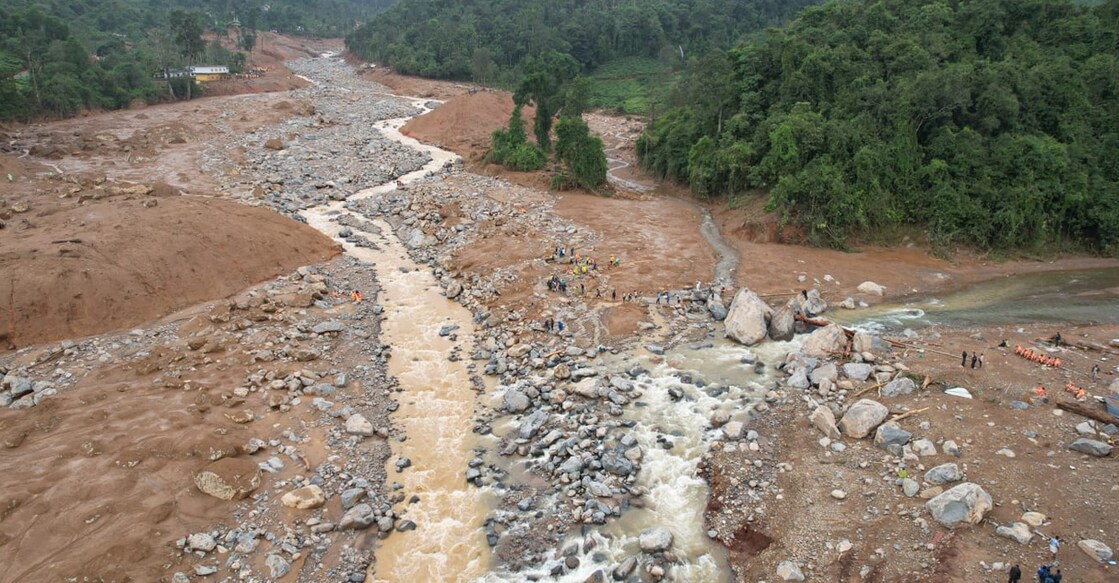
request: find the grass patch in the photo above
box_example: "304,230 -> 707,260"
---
587,56 -> 679,116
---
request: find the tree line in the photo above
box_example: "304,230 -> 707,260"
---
0,0 -> 396,121
638,0 -> 1119,254
344,0 -> 820,86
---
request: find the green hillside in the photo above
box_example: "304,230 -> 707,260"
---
344,0 -> 820,113
637,0 -> 1119,254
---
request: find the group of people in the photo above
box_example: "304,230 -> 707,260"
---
547,275 -> 568,293
1006,563 -> 1064,583
542,318 -> 565,333
961,350 -> 985,369
1015,345 -> 1063,368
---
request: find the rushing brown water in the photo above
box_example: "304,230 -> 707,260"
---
303,94 -> 494,582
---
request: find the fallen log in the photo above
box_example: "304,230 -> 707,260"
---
1055,400 -> 1117,425
794,313 -> 855,338
889,407 -> 930,423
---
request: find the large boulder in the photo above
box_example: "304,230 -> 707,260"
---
768,304 -> 796,341
1078,539 -> 1114,563
838,399 -> 889,438
802,324 -> 847,358
724,289 -> 772,346
925,483 -> 992,529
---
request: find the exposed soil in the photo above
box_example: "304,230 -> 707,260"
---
0,188 -> 337,346
707,322 -> 1119,582
401,91 -> 534,165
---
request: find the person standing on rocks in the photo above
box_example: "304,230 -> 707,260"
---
971,352 -> 978,369
557,320 -> 565,333
1092,364 -> 1100,381
962,351 -> 968,367
611,289 -> 616,301
1008,564 -> 1021,583
979,352 -> 985,368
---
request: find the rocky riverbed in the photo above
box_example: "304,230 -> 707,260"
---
3,52 -> 1117,583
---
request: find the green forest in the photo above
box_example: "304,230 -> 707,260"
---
0,0 -> 395,121
637,0 -> 1119,253
344,0 -> 820,93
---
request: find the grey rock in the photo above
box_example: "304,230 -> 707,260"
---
339,503 -> 376,530
787,369 -> 810,390
638,528 -> 673,553
809,363 -> 837,386
1070,438 -> 1112,457
265,553 -> 291,579
612,556 -> 637,580
502,389 -> 531,413
1078,539 -> 1113,563
188,533 -> 217,552
5,376 -> 32,398
881,377 -> 916,397
842,363 -> 874,381
312,320 -> 345,334
602,452 -> 634,476
995,522 -> 1033,545
874,422 -> 912,449
768,304 -> 795,342
518,409 -> 549,439
902,478 -> 920,497
776,560 -> 805,581
925,483 -> 992,529
925,463 -> 963,484
341,488 -> 366,509
707,298 -> 728,321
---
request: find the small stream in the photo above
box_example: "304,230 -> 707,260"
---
832,267 -> 1119,331
301,94 -> 496,583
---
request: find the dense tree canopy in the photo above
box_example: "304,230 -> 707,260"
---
0,0 -> 397,121
638,0 -> 1119,254
344,0 -> 820,84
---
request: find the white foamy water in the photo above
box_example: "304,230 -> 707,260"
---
478,339 -> 800,582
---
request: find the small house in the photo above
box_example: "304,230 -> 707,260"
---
190,66 -> 230,82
